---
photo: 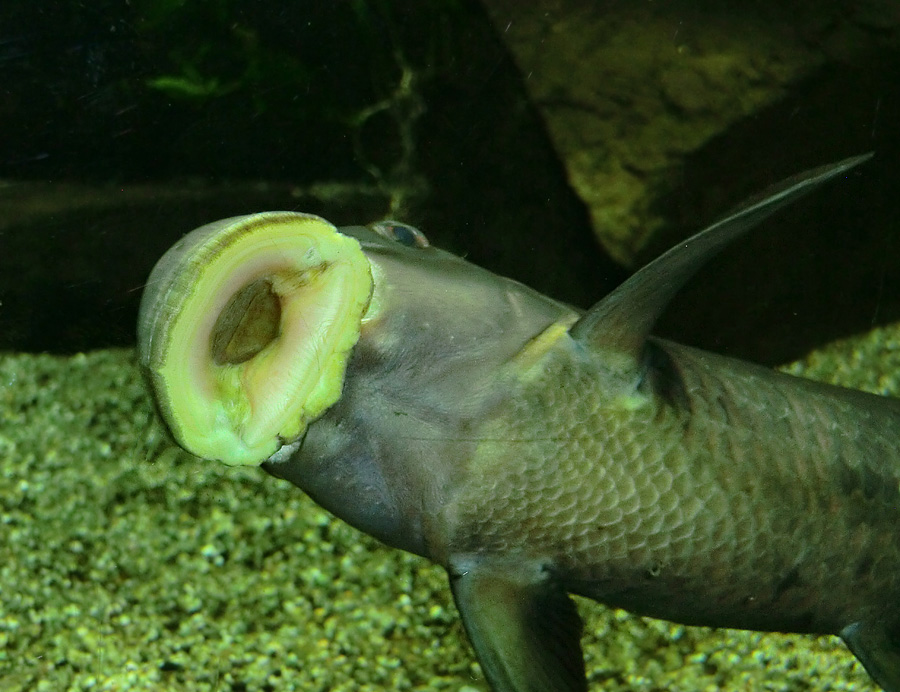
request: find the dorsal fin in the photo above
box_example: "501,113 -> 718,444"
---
569,153 -> 873,361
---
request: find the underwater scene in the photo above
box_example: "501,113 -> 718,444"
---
3,1 -> 900,691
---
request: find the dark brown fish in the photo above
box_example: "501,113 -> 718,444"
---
139,154 -> 897,691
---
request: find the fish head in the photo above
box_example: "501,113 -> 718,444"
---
340,220 -> 573,401
137,213 -> 574,558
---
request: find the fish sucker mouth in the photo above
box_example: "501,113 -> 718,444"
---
137,212 -> 374,467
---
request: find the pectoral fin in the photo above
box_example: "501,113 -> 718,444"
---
841,620 -> 900,692
448,556 -> 587,692
570,153 -> 872,364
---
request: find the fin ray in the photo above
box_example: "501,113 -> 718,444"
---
449,556 -> 587,692
842,620 -> 900,692
569,153 -> 873,364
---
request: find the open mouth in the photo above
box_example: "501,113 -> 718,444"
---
138,212 -> 373,466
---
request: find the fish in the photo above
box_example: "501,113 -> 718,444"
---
136,152 -> 900,692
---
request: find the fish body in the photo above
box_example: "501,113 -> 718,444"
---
449,333 -> 900,632
138,154 -> 900,691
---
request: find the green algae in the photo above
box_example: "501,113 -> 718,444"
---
1,333 -> 892,690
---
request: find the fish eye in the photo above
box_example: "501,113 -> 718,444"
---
370,220 -> 430,248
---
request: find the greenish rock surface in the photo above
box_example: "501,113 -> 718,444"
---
481,0 -> 900,265
3,329 -> 897,690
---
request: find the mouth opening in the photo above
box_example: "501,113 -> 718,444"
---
138,212 -> 373,466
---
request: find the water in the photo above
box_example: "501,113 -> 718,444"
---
1,1 -> 898,690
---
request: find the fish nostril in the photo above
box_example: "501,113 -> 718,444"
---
210,278 -> 282,365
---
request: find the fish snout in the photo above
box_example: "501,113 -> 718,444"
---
137,212 -> 374,466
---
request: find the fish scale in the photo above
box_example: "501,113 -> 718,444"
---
140,154 -> 900,690
447,324 -> 900,644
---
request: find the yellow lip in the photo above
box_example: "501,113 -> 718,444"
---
138,212 -> 373,466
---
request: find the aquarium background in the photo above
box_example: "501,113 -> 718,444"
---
1,1 -> 899,690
